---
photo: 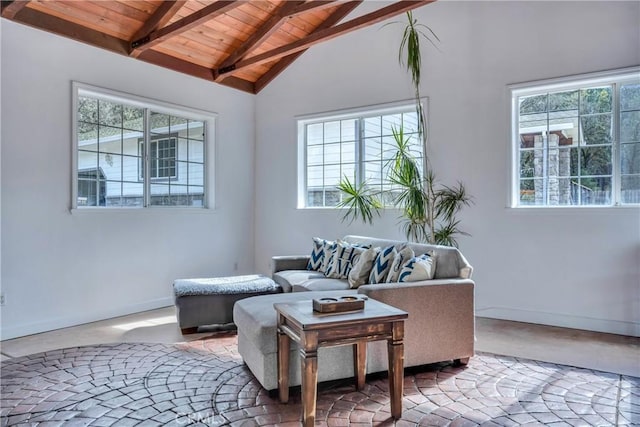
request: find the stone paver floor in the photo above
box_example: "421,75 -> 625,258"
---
1,333 -> 638,426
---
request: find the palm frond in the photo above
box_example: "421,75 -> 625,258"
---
337,176 -> 382,225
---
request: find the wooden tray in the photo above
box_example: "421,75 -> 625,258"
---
312,295 -> 367,313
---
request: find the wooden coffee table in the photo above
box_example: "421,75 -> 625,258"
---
274,298 -> 408,426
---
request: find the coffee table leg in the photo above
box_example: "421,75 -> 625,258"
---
277,325 -> 290,403
300,332 -> 319,427
353,341 -> 367,390
388,321 -> 405,419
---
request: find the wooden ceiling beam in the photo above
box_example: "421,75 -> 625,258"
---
287,1 -> 338,19
1,1 -> 30,19
130,0 -> 186,43
215,0 -> 306,81
254,0 -> 362,93
6,6 -> 129,55
137,49 -> 255,93
130,0 -> 246,58
216,1 -> 432,78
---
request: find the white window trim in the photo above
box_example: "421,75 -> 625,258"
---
508,66 -> 640,209
296,99 -> 427,209
71,82 -> 217,212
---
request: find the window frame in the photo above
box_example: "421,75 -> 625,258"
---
509,67 -> 640,208
296,99 -> 426,209
71,82 -> 216,211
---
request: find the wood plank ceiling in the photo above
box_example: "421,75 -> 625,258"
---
1,0 -> 433,94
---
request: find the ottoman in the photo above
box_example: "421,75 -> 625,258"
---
173,274 -> 281,334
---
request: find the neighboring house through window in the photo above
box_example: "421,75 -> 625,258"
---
298,102 -> 423,208
73,83 -> 213,208
510,67 -> 640,207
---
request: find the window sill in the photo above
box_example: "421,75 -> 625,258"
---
506,205 -> 639,215
70,207 -> 216,215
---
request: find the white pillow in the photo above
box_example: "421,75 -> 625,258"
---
398,253 -> 436,282
386,246 -> 414,283
326,241 -> 366,279
348,247 -> 379,288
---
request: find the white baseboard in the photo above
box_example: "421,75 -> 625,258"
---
476,306 -> 640,337
0,297 -> 174,340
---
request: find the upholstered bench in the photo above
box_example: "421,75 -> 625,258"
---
173,274 -> 281,334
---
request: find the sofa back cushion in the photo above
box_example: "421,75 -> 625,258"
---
343,235 -> 473,279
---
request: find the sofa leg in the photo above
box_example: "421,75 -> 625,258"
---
181,327 -> 199,335
454,357 -> 470,366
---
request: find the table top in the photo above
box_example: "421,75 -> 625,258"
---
274,298 -> 408,331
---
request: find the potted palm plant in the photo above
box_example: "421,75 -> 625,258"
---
338,11 -> 471,247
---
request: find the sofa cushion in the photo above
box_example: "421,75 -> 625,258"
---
399,254 -> 436,282
292,278 -> 350,292
325,241 -> 366,279
386,246 -> 414,283
348,246 -> 379,288
369,245 -> 397,283
233,290 -> 357,354
273,270 -> 325,293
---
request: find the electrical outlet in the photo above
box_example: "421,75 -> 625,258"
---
0,293 -> 5,306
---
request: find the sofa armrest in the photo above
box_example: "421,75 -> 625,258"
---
357,279 -> 475,365
272,255 -> 310,275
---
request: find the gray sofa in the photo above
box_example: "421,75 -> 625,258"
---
233,235 -> 475,391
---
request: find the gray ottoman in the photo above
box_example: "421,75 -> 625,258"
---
173,274 -> 281,334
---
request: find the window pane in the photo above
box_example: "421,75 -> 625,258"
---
307,190 -> 324,207
325,190 -> 341,207
105,181 -> 122,206
520,151 -> 535,178
150,184 -> 170,205
324,121 -> 340,143
363,117 -> 381,138
307,123 -> 323,145
307,145 -> 323,166
621,176 -> 640,204
581,114 -> 612,145
549,90 -> 579,111
620,84 -> 640,111
188,139 -> 204,162
186,120 -> 204,141
341,120 -> 356,141
620,111 -> 640,143
307,165 -> 323,188
578,177 -> 611,205
324,143 -> 340,164
520,94 -> 548,115
98,126 -> 123,154
382,136 -> 397,160
99,153 -> 122,182
580,87 -> 612,114
78,122 -> 97,147
580,146 -> 612,175
188,162 -> 204,186
519,178 -> 539,205
621,143 -> 640,174
341,163 -> 356,182
381,114 -> 402,136
78,150 -> 98,171
364,161 -> 382,186
402,111 -> 419,134
122,155 -> 140,182
78,97 -> 98,123
98,100 -> 122,127
123,106 -> 144,131
363,137 -> 381,161
341,141 -> 355,164
324,164 -> 341,186
122,182 -> 143,207
150,112 -> 170,135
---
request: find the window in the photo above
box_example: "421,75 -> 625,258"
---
511,68 -> 640,207
73,83 -> 213,208
298,103 -> 423,208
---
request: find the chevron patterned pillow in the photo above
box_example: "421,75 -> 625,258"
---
386,246 -> 415,283
368,245 -> 397,284
306,237 -> 326,271
398,253 -> 436,282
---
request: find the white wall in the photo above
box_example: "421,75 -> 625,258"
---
1,21 -> 255,339
255,1 -> 640,336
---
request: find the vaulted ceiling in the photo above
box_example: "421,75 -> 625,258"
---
1,0 -> 432,93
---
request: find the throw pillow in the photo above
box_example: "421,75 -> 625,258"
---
325,241 -> 365,279
398,253 -> 437,282
348,246 -> 379,288
386,246 -> 415,283
320,239 -> 338,274
368,245 -> 397,284
306,237 -> 326,271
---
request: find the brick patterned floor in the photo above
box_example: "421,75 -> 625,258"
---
1,333 -> 638,426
